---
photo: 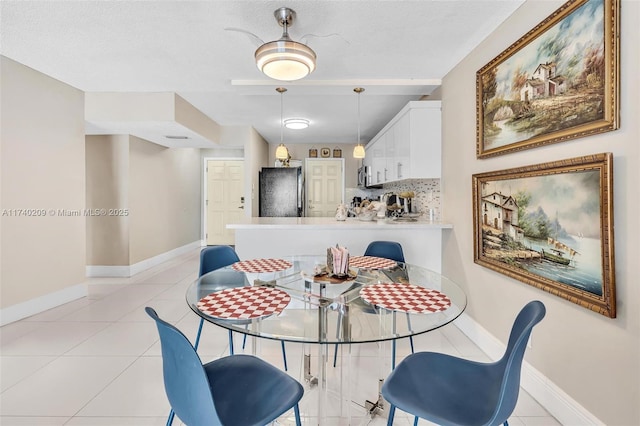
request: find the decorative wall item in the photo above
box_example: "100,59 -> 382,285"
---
476,0 -> 619,158
333,147 -> 342,158
320,147 -> 331,158
472,153 -> 615,317
309,148 -> 318,158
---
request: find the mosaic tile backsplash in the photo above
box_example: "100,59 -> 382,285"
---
346,178 -> 441,220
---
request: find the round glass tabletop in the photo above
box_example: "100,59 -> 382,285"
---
186,255 -> 467,345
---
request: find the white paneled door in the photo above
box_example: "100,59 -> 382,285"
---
305,158 -> 344,217
206,159 -> 244,245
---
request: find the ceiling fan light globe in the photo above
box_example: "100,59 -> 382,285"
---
255,40 -> 316,81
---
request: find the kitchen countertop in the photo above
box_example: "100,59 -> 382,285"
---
227,217 -> 453,230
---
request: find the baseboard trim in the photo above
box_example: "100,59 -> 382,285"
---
85,265 -> 132,278
454,312 -> 604,426
86,240 -> 202,277
0,283 -> 87,326
2,241 -> 203,326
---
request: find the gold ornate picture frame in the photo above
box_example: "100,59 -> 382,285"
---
472,153 -> 615,317
476,0 -> 619,158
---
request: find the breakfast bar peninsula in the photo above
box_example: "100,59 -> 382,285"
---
227,217 -> 452,273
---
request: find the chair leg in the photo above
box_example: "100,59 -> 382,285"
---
392,340 -> 397,370
387,405 -> 396,426
294,403 -> 302,426
333,343 -> 339,367
413,415 -> 419,426
228,330 -> 234,355
281,341 -> 288,371
193,318 -> 204,351
166,408 -> 175,426
242,324 -> 248,349
504,421 -> 509,426
406,313 -> 415,354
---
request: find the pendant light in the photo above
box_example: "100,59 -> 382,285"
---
353,87 -> 366,159
275,87 -> 289,160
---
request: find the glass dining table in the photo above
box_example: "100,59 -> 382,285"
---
186,255 -> 467,425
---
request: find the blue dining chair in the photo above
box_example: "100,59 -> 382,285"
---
381,300 -> 546,426
195,246 -> 288,370
334,241 -> 413,367
194,246 -> 241,353
364,240 -> 415,360
364,241 -> 405,263
146,307 -> 303,426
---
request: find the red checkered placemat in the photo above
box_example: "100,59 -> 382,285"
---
349,256 -> 398,270
197,287 -> 291,319
360,283 -> 451,313
231,258 -> 293,273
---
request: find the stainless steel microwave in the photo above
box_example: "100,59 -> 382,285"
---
357,165 -> 370,188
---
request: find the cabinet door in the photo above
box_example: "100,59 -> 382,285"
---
394,112 -> 411,180
409,107 -> 441,179
384,126 -> 396,182
363,143 -> 373,170
370,136 -> 386,185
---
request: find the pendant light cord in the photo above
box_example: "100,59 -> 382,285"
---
275,87 -> 289,162
276,87 -> 287,145
353,87 -> 365,159
357,90 -> 361,144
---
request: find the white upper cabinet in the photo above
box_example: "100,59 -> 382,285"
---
369,133 -> 386,185
403,102 -> 441,180
394,112 -> 411,180
384,125 -> 396,182
365,100 -> 441,185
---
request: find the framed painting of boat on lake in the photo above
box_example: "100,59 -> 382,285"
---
472,153 -> 615,317
476,0 -> 619,158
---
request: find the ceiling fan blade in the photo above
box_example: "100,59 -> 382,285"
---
224,27 -> 265,47
300,33 -> 350,46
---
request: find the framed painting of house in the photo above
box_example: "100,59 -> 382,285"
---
476,0 -> 619,158
472,153 -> 615,317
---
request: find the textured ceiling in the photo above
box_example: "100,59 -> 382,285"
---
1,0 -> 525,147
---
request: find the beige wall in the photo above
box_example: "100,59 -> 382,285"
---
441,1 -> 639,424
86,135 -> 201,266
128,136 -> 200,264
174,94 -> 220,144
0,57 -> 86,308
246,127 -> 270,217
86,135 -> 129,265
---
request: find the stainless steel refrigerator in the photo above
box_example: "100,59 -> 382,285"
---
259,167 -> 303,217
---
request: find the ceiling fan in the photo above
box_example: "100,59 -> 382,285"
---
226,7 -> 344,81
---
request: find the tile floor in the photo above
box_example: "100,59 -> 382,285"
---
0,249 -> 561,425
